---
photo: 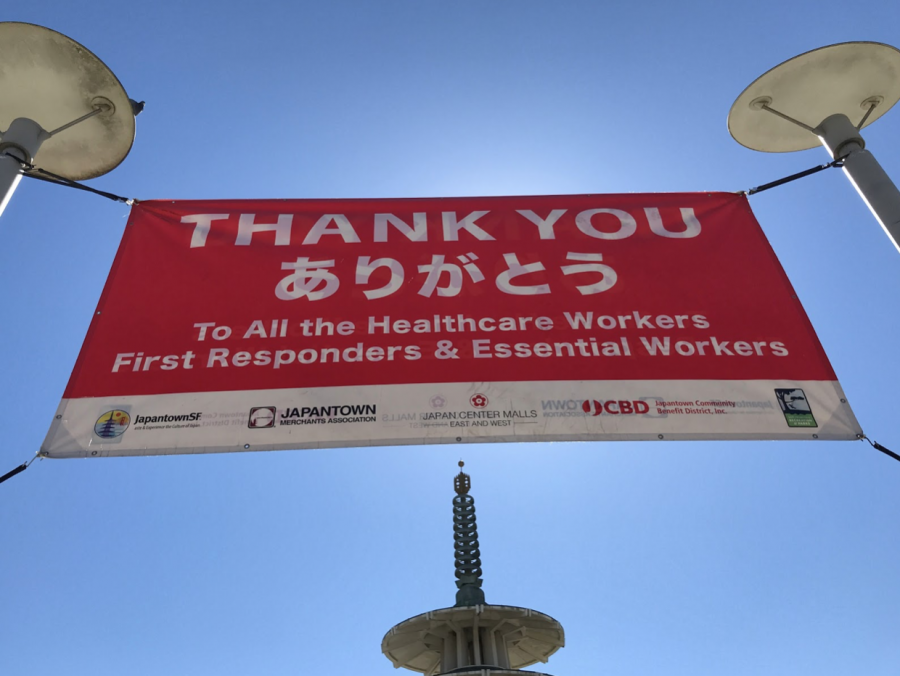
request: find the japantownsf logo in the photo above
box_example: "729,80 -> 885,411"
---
94,410 -> 131,438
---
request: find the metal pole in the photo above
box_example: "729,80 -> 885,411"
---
0,118 -> 48,219
0,151 -> 24,218
817,113 -> 900,254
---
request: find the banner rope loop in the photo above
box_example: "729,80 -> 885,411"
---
860,434 -> 900,463
1,151 -> 138,205
0,453 -> 40,487
743,158 -> 846,196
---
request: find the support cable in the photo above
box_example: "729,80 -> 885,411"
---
1,151 -> 137,205
744,158 -> 845,196
0,454 -> 39,486
861,435 -> 900,464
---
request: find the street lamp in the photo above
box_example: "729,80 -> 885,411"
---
728,42 -> 900,254
0,22 -> 139,218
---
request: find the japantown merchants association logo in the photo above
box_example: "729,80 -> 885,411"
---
248,407 -> 277,429
94,410 -> 131,438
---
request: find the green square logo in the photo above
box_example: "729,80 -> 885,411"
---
775,389 -> 817,428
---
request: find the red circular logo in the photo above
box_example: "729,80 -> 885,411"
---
470,394 -> 489,408
583,400 -> 602,416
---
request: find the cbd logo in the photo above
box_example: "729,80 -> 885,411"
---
582,400 -> 650,416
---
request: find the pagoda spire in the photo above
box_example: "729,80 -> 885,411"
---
382,463 -> 565,676
453,461 -> 485,607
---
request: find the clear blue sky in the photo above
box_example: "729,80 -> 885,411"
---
2,2 -> 899,675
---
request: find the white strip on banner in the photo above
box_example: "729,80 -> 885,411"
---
42,380 -> 861,458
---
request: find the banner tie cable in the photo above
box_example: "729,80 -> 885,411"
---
0,453 -> 39,486
743,158 -> 845,196
7,151 -> 845,206
2,151 -> 137,205
861,435 -> 900,463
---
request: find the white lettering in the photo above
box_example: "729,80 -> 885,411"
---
516,209 -> 566,239
645,207 -> 702,238
236,213 -> 293,246
575,209 -> 636,240
442,211 -> 494,241
181,214 -> 229,248
374,213 -> 428,242
303,214 -> 361,245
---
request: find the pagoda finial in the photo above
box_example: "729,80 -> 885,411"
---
454,460 -> 471,494
453,461 -> 485,607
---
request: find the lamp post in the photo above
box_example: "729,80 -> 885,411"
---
728,42 -> 900,254
0,22 -> 139,219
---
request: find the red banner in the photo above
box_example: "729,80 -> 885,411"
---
42,193 -> 861,458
